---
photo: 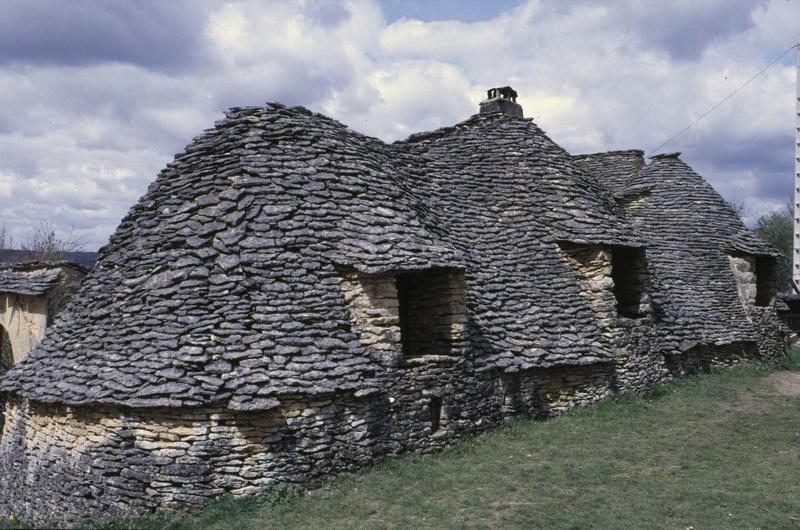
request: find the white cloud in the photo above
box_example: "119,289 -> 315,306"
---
0,0 -> 797,250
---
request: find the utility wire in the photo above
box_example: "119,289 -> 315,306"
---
650,42 -> 800,155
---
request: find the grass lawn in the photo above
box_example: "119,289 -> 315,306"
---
82,352 -> 800,528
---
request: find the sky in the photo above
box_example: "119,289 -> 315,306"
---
0,0 -> 798,251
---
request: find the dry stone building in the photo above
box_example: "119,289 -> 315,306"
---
0,88 -> 784,525
0,261 -> 86,370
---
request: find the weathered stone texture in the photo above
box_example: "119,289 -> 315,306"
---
574,151 -> 783,360
0,362 -> 613,526
0,394 -> 383,525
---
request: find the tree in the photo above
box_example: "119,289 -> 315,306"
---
754,199 -> 793,293
727,199 -> 747,221
0,222 -> 15,262
0,222 -> 11,251
0,220 -> 89,263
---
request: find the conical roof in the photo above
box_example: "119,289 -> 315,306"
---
609,152 -> 777,350
0,104 -> 646,408
396,113 -> 644,370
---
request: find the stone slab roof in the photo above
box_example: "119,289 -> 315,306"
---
0,104 -> 776,409
611,152 -> 777,350
395,115 -> 644,371
0,261 -> 86,296
0,105 -> 645,408
571,150 -> 645,195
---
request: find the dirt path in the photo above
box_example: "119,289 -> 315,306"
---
716,371 -> 800,414
765,371 -> 800,396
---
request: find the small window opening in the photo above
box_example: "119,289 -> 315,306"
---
611,246 -> 648,318
429,396 -> 442,433
0,326 -> 12,372
755,256 -> 777,307
396,269 -> 465,358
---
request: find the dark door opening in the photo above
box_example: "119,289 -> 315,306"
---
755,255 -> 777,307
611,246 -> 648,318
396,269 -> 465,358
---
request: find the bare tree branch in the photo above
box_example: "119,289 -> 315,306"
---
19,221 -> 88,262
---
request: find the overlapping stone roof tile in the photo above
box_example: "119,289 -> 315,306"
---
395,114 -> 645,371
611,152 -> 777,350
0,104 -> 776,409
571,149 -> 645,195
0,261 -> 85,296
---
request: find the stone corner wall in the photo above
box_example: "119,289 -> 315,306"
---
556,243 -> 663,393
751,306 -> 786,360
0,293 -> 49,364
728,254 -> 786,359
729,254 -> 758,306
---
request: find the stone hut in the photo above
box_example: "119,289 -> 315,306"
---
0,261 -> 86,369
0,88 -> 784,525
571,150 -> 784,369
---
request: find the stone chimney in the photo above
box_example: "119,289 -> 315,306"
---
479,86 -> 523,118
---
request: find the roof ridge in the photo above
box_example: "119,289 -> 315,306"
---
572,149 -> 645,159
0,260 -> 87,273
649,152 -> 681,160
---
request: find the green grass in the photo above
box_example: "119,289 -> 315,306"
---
47,351 -> 800,528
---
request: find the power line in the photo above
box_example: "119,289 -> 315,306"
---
650,42 -> 800,155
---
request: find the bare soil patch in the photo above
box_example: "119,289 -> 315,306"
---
765,372 -> 800,396
716,388 -> 772,414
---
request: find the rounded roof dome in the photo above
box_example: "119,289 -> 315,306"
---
1,103 -> 642,408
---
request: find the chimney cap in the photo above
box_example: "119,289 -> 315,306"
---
486,86 -> 518,102
480,86 -> 523,118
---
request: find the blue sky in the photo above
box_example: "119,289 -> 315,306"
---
0,0 -> 798,250
379,0 -> 525,23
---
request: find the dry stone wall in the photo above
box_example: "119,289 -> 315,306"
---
0,394 -> 384,525
730,255 -> 760,306
663,341 -> 756,375
557,243 -> 663,392
0,361 -> 623,526
498,364 -> 616,417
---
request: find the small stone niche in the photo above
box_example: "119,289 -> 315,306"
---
396,269 -> 466,359
610,246 -> 648,318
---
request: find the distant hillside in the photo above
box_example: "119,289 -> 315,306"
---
0,248 -> 99,268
